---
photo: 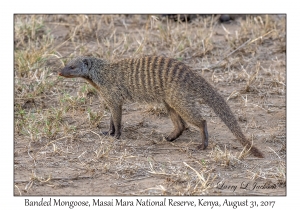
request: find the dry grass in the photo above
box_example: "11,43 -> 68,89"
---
14,14 -> 286,196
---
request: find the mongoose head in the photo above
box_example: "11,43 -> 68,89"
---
59,57 -> 92,78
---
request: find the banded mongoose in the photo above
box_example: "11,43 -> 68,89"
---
59,56 -> 264,158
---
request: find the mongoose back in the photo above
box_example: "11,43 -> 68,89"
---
59,56 -> 264,158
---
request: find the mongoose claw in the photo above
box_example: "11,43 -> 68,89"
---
114,133 -> 121,139
101,131 -> 121,139
101,131 -> 115,136
165,136 -> 175,142
197,144 -> 207,150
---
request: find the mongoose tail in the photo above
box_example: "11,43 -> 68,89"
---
197,77 -> 264,158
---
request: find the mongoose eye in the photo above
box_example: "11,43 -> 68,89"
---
70,65 -> 75,69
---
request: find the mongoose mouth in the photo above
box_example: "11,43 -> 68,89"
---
58,72 -> 76,78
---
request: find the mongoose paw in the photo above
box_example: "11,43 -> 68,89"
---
101,131 -> 115,136
197,144 -> 207,150
102,131 -> 121,139
165,136 -> 175,142
114,133 -> 121,139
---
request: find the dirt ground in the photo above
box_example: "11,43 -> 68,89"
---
14,14 -> 286,196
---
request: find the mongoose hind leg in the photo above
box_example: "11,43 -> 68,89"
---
172,103 -> 209,150
101,116 -> 115,136
197,120 -> 208,150
164,102 -> 186,141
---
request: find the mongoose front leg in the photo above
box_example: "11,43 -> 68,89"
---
102,116 -> 115,136
164,102 -> 186,141
109,105 -> 122,139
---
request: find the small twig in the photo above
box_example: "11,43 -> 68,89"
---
15,175 -> 94,184
14,185 -> 22,196
183,162 -> 205,182
209,39 -> 251,69
36,135 -> 71,156
221,23 -> 231,35
208,30 -> 275,69
268,147 -> 281,159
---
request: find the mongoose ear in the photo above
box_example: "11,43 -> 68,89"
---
82,58 -> 92,69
